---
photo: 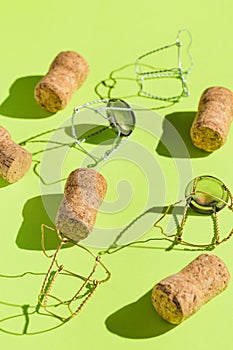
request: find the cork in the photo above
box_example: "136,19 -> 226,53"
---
0,126 -> 32,183
55,168 -> 107,241
34,51 -> 89,113
190,86 -> 233,152
151,254 -> 230,324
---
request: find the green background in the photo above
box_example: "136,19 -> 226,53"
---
0,0 -> 233,349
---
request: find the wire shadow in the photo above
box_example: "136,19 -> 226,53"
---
0,272 -> 67,335
16,194 -> 73,251
156,111 -> 210,158
19,123 -> 116,149
64,123 -> 117,145
0,76 -> 54,119
105,289 -> 176,339
18,123 -> 117,184
95,63 -> 139,100
99,205 -> 207,255
94,63 -> 177,110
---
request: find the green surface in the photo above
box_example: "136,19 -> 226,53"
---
0,0 -> 233,349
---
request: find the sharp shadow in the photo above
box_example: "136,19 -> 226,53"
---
0,177 -> 11,188
0,270 -> 108,335
156,112 -> 210,158
64,124 -> 116,145
94,63 -> 179,110
0,300 -> 64,336
99,205 -> 206,255
18,124 -> 117,184
0,272 -> 66,335
150,205 -> 202,216
16,194 -> 73,251
95,63 -> 137,100
0,76 -> 54,119
19,124 -> 116,150
105,289 -> 176,339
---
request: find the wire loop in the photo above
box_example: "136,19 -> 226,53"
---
71,99 -> 135,167
135,29 -> 194,102
38,224 -> 111,322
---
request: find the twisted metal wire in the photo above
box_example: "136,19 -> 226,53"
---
38,224 -> 111,322
153,178 -> 233,249
135,29 -> 194,102
71,99 -> 133,167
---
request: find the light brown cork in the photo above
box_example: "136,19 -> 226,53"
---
34,51 -> 89,113
151,254 -> 230,324
55,168 -> 107,242
190,86 -> 233,152
0,126 -> 32,183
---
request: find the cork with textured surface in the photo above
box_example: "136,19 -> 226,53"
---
190,86 -> 233,152
0,126 -> 32,183
56,168 -> 107,242
151,254 -> 230,324
34,51 -> 89,112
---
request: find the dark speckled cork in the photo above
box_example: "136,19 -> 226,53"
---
151,254 -> 230,324
190,86 -> 233,152
0,126 -> 32,183
34,51 -> 89,112
55,168 -> 107,242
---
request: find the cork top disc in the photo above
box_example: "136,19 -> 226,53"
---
107,99 -> 135,136
185,175 -> 229,214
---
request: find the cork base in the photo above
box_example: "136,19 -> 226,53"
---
55,197 -> 93,241
0,144 -> 32,183
7,152 -> 32,183
190,86 -> 233,152
191,126 -> 223,152
151,281 -> 201,324
34,84 -> 63,113
34,51 -> 89,113
151,254 -> 230,324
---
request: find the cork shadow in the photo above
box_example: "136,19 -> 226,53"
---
16,194 -> 72,251
0,76 -> 54,119
0,177 -> 10,188
156,112 -> 210,158
105,289 -> 176,339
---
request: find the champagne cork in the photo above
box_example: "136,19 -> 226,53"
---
55,168 -> 107,241
151,254 -> 230,324
0,126 -> 32,183
34,51 -> 89,113
190,86 -> 233,152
